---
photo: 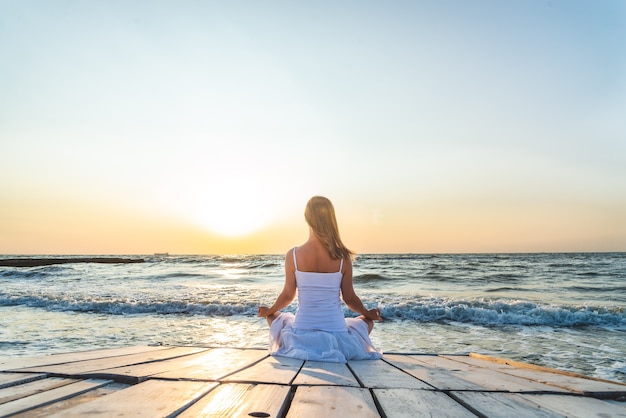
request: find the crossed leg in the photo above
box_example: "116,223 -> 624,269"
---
357,316 -> 375,334
266,312 -> 279,327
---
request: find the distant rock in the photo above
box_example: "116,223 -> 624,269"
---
0,258 -> 145,267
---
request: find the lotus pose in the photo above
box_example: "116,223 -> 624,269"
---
258,196 -> 382,362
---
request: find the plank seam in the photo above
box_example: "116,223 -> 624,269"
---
368,388 -> 387,418
276,385 -> 297,418
444,390 -> 488,418
216,353 -> 271,381
345,363 -> 366,388
287,360 -> 306,386
380,357 -> 438,389
163,382 -> 220,418
0,373 -> 48,389
0,379 -> 113,417
1,346 -> 173,372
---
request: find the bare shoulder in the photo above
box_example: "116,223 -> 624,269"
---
285,248 -> 295,265
342,255 -> 353,275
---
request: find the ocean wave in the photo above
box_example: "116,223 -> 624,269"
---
0,265 -> 71,280
377,298 -> 626,329
354,273 -> 388,281
484,287 -> 530,293
160,272 -> 209,279
568,285 -> 626,293
0,294 -> 260,316
2,293 -> 624,329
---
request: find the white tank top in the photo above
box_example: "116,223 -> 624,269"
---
292,248 -> 348,332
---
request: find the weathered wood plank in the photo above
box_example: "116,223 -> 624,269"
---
287,386 -> 379,417
154,348 -> 269,381
386,355 -> 563,392
178,383 -> 291,417
373,388 -> 476,417
0,345 -> 171,371
469,352 -> 624,384
383,355 -> 486,391
0,377 -> 76,405
19,346 -> 209,376
0,373 -> 47,389
45,380 -> 217,417
452,392 -> 556,417
349,359 -> 433,389
452,354 -> 626,396
292,360 -> 359,386
517,393 -> 626,417
10,382 -> 129,418
0,379 -> 111,417
222,355 -> 303,385
452,391 -> 626,418
88,347 -> 225,383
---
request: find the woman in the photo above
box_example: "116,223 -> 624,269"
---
258,196 -> 382,362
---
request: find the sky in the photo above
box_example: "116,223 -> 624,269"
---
1,0 -> 625,255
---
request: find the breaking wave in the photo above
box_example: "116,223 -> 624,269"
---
2,292 -> 624,330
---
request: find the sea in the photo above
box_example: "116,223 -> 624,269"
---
1,253 -> 625,383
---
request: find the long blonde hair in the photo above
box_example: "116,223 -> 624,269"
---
304,196 -> 354,260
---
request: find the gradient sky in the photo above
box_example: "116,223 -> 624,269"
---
1,0 -> 625,254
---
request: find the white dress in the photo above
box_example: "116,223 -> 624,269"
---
268,248 -> 382,363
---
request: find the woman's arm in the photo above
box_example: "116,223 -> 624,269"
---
340,258 -> 381,320
258,249 -> 297,318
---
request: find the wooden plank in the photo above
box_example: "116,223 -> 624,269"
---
11,382 -> 129,418
0,377 -> 76,405
89,348 -> 225,383
469,352 -> 626,384
0,345 -> 171,371
44,380 -> 217,417
19,346 -> 209,376
517,393 -> 626,417
154,348 -> 269,381
178,383 -> 291,417
383,355 -> 485,391
373,388 -> 476,417
349,359 -> 433,389
452,354 -> 626,396
0,379 -> 111,417
287,386 -> 379,417
452,391 -> 592,418
222,355 -> 303,385
0,373 -> 47,389
385,354 -> 563,392
292,360 -> 359,386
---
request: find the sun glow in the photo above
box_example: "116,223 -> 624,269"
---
185,175 -> 275,238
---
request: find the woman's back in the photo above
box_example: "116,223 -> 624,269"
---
292,246 -> 347,332
292,240 -> 342,273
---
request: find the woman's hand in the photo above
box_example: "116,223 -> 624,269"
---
257,306 -> 271,318
366,308 -> 382,321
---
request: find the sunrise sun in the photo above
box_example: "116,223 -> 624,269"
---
187,176 -> 274,237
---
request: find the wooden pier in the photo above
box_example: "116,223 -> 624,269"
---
1,345 -> 625,417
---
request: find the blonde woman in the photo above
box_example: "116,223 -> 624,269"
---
258,196 -> 382,362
